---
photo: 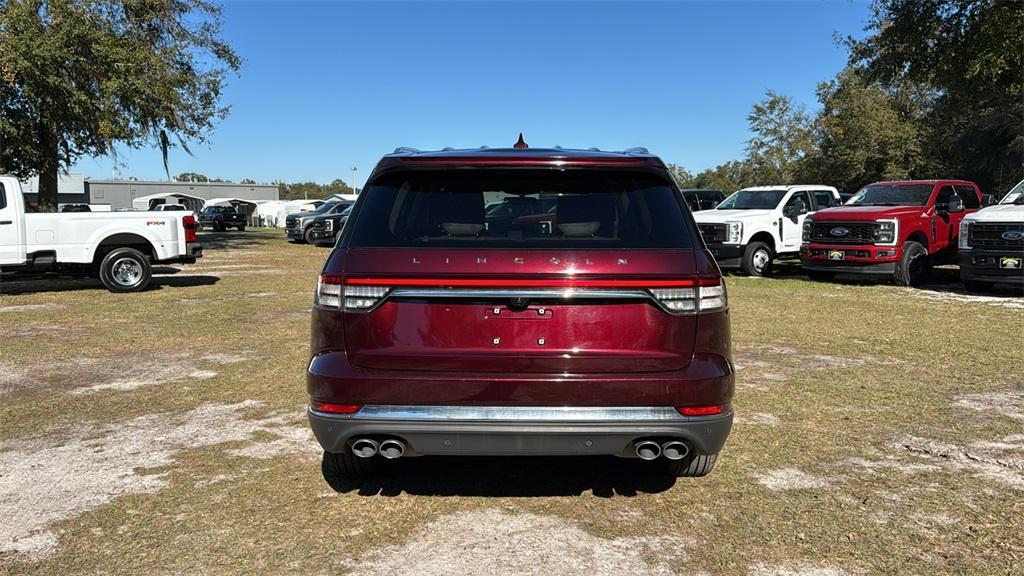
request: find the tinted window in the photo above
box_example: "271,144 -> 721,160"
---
784,191 -> 812,214
812,190 -> 836,209
847,184 -> 934,207
0,184 -> 7,210
936,185 -> 956,207
314,202 -> 340,215
954,185 -> 980,209
349,169 -> 691,249
717,189 -> 786,210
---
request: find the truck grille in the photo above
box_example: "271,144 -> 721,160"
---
808,222 -> 876,244
698,223 -> 726,243
285,217 -> 298,229
970,222 -> 1024,249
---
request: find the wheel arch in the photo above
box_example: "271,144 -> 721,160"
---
91,233 -> 156,264
905,230 -> 929,250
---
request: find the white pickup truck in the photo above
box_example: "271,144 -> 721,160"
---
0,176 -> 202,292
693,185 -> 842,276
958,179 -> 1024,292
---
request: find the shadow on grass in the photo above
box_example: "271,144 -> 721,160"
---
322,454 -> 680,497
197,229 -> 272,250
0,274 -> 218,295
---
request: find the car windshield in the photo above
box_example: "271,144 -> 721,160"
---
1001,180 -> 1024,205
846,184 -> 934,207
716,189 -> 786,210
314,202 -> 339,215
349,169 -> 691,249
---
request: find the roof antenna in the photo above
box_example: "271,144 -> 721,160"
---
513,133 -> 528,149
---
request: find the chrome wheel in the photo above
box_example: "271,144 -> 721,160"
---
752,248 -> 770,274
110,257 -> 144,288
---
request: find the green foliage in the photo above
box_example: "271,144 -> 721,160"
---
0,0 -> 240,210
848,0 -> 1024,192
275,179 -> 356,201
175,172 -> 211,183
744,90 -> 815,184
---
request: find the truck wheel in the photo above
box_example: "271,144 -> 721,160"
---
741,242 -> 773,277
963,279 -> 992,293
98,247 -> 152,292
304,228 -> 317,245
238,225 -> 246,231
322,450 -> 379,479
666,452 -> 718,478
807,270 -> 836,282
894,241 -> 929,287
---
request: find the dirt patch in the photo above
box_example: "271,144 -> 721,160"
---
954,390 -> 1024,422
0,303 -> 67,313
757,468 -> 832,491
733,412 -> 780,426
733,344 -> 897,391
343,507 -> 690,576
178,292 -> 279,305
1,351 -> 248,398
906,286 -> 1024,309
748,564 -> 852,576
888,434 -> 1024,489
0,322 -> 80,338
0,401 -> 309,559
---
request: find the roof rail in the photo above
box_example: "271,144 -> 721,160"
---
392,147 -> 421,154
621,147 -> 649,155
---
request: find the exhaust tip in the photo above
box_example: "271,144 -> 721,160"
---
634,440 -> 662,461
351,438 -> 379,458
662,440 -> 690,461
379,439 -> 406,459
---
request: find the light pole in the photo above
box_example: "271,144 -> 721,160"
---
351,166 -> 358,195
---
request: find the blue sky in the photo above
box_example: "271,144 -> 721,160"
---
72,0 -> 872,187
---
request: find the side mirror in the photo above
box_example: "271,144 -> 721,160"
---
948,196 -> 964,214
981,194 -> 996,207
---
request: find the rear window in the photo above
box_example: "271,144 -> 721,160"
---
348,169 -> 692,249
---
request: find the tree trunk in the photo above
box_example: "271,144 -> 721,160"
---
37,122 -> 59,212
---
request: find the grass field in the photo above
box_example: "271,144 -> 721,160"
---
1,228 -> 1022,575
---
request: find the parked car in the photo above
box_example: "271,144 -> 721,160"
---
680,188 -> 725,212
0,175 -> 201,292
199,205 -> 246,231
958,179 -> 1024,292
153,204 -> 189,212
801,180 -> 982,286
306,144 -> 734,480
59,204 -> 91,212
308,205 -> 354,246
692,185 -> 841,276
285,201 -> 350,244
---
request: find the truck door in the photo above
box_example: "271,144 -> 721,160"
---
932,185 -> 963,252
780,190 -> 812,251
0,181 -> 26,266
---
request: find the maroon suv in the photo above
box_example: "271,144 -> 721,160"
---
307,144 -> 734,479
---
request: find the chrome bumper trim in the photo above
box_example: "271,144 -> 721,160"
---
346,405 -> 687,421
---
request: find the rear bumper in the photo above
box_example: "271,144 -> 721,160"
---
308,406 -> 733,457
156,243 -> 202,265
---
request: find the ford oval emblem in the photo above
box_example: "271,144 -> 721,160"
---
1002,230 -> 1024,241
830,227 -> 850,237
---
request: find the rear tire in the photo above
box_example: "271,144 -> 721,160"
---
322,451 -> 379,479
741,242 -> 773,277
667,452 -> 718,477
963,279 -> 992,293
894,241 -> 929,287
98,247 -> 152,293
806,270 -> 836,282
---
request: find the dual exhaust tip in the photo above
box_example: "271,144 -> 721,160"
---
635,440 -> 689,461
351,437 -> 405,459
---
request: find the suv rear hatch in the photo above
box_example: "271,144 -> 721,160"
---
326,168 -> 705,374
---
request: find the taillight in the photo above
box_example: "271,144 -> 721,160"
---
316,274 -> 389,311
183,215 -> 197,242
677,403 -> 730,416
649,276 -> 727,315
310,401 -> 361,414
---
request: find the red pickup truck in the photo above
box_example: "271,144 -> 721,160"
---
801,180 -> 982,286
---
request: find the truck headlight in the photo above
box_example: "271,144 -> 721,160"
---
325,219 -> 333,231
959,220 -> 971,250
873,220 -> 897,245
802,219 -> 812,242
725,221 -> 743,244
